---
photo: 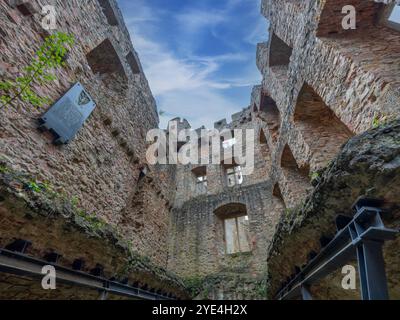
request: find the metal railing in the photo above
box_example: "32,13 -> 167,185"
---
276,198 -> 399,300
0,248 -> 175,300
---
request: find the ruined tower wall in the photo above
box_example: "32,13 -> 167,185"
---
257,0 -> 400,211
0,0 -> 174,270
167,111 -> 281,298
173,111 -> 272,207
258,0 -> 400,299
167,0 -> 400,299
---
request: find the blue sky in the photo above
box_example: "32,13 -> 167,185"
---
389,5 -> 400,23
117,0 -> 268,129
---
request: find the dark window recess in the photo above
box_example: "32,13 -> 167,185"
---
39,82 -> 96,145
138,166 -> 148,181
126,52 -> 141,74
16,3 -> 35,16
5,239 -> 32,253
90,264 -> 104,277
72,259 -> 85,271
86,39 -> 127,80
269,33 -> 293,67
43,252 -> 62,264
97,0 -> 119,26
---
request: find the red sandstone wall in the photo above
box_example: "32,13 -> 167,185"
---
0,0 -> 172,268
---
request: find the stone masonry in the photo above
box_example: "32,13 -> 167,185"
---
0,0 -> 399,300
167,0 -> 400,299
0,0 -> 184,299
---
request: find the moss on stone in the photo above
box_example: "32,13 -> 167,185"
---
0,161 -> 189,298
266,120 -> 400,298
184,272 -> 268,300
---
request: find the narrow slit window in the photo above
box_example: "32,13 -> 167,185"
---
192,166 -> 207,194
226,166 -> 243,187
196,175 -> 207,187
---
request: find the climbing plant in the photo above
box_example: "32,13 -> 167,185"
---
0,32 -> 74,109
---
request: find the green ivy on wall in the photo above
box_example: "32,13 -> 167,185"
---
0,32 -> 74,109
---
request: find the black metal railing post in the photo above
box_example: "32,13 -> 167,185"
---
357,239 -> 389,300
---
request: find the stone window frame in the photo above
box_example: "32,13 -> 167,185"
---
258,92 -> 281,145
192,166 -> 208,193
97,0 -> 119,26
225,165 -> 244,187
214,203 -> 251,255
268,33 -> 293,68
293,83 -> 353,172
10,1 -> 37,17
223,215 -> 250,255
86,38 -> 128,83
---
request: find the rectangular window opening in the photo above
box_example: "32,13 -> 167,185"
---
222,138 -> 236,149
224,215 -> 250,254
226,166 -> 244,187
192,166 -> 207,193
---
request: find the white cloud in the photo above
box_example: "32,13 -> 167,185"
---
132,34 -> 250,95
175,10 -> 227,33
158,89 -> 242,130
245,18 -> 269,45
120,0 -> 263,129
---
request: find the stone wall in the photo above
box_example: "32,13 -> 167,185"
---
1,0 -> 399,301
256,0 -> 400,300
168,0 -> 400,300
0,0 -> 178,298
167,0 -> 400,294
257,0 -> 400,211
167,111 -> 282,299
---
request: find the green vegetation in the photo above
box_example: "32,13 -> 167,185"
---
372,116 -> 381,128
184,276 -> 205,297
0,32 -> 74,109
27,181 -> 42,193
0,164 -> 108,234
255,278 -> 268,298
310,172 -> 320,181
0,165 -> 9,174
372,114 -> 395,129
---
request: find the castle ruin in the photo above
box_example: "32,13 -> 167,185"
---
0,0 -> 399,300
